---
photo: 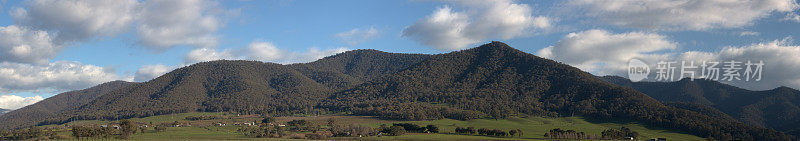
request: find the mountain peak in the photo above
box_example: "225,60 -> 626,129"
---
771,86 -> 799,92
472,41 -> 515,51
458,41 -> 529,59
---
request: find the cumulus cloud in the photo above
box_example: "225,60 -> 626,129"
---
675,38 -> 800,90
0,0 -> 231,94
11,0 -> 139,42
739,31 -> 760,36
0,25 -> 61,64
539,30 -> 800,90
402,0 -> 551,51
133,64 -> 175,82
9,0 -> 226,51
246,41 -> 284,62
786,12 -> 800,22
537,29 -> 676,76
184,48 -> 238,64
136,0 -> 221,50
242,41 -> 349,64
277,47 -> 350,64
336,27 -> 379,46
568,0 -> 799,30
182,41 -> 350,65
0,95 -> 43,109
0,61 -> 124,93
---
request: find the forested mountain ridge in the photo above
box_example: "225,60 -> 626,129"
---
321,41 -> 790,140
0,49 -> 430,130
0,81 -> 135,129
0,42 -> 792,140
289,49 -> 431,90
600,75 -> 800,136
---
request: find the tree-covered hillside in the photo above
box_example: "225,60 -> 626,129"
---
600,75 -> 800,136
0,81 -> 135,130
0,42 -> 792,140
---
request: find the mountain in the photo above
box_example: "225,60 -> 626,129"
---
0,108 -> 9,115
289,49 -> 431,90
0,80 -> 135,129
0,49 -> 430,129
600,76 -> 800,136
321,42 -> 789,140
0,42 -> 791,140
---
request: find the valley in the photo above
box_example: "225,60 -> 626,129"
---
0,42 -> 793,140
40,112 -> 704,140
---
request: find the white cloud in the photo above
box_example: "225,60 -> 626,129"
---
786,12 -> 800,22
136,0 -> 221,50
402,0 -> 551,51
242,41 -> 349,64
246,41 -> 284,62
0,95 -> 43,109
0,0 -> 232,94
133,64 -> 175,82
537,29 -> 676,76
9,0 -> 227,51
183,41 -> 350,65
11,0 -> 139,42
540,30 -> 800,90
739,31 -> 760,36
0,61 -> 124,93
568,0 -> 799,30
677,38 -> 800,90
0,25 -> 61,65
278,47 -> 350,64
336,27 -> 379,46
184,48 -> 237,64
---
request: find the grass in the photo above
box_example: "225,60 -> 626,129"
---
129,126 -> 251,141
388,116 -> 704,140
358,133 -> 545,141
44,112 -> 705,140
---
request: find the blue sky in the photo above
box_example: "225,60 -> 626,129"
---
1,0 -> 800,109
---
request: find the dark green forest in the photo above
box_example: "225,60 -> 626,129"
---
0,42 -> 795,140
601,75 -> 800,137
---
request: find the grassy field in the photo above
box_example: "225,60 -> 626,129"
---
385,116 -> 704,140
43,112 -> 704,140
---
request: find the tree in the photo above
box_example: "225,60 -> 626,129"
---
392,123 -> 426,133
509,129 -> 517,137
287,119 -> 310,131
379,124 -> 390,133
327,118 -> 336,127
425,125 -> 439,133
155,126 -> 167,132
602,127 -> 639,140
261,117 -> 276,125
478,128 -> 489,135
287,119 -> 309,127
387,126 -> 406,136
27,126 -> 43,139
120,119 -> 137,139
466,127 -> 476,134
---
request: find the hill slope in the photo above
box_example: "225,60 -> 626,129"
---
0,42 -> 791,140
1,50 -> 429,129
289,49 -> 431,90
322,42 -> 790,140
0,80 -> 135,129
0,108 -> 8,115
600,76 -> 800,136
